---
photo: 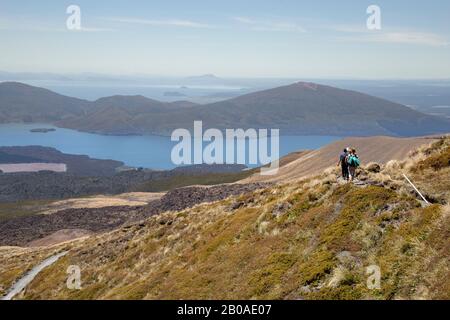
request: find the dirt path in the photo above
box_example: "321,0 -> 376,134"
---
1,251 -> 68,300
244,136 -> 436,183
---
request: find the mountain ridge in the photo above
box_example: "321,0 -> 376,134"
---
244,135 -> 439,183
1,81 -> 450,137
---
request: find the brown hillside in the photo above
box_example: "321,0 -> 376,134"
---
245,136 -> 438,183
1,136 -> 448,300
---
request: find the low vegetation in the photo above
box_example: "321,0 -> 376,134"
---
0,137 -> 449,300
0,199 -> 55,221
133,170 -> 254,192
0,168 -> 253,204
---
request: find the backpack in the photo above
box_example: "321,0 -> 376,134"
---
348,155 -> 360,167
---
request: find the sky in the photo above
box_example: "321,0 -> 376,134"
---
0,0 -> 449,78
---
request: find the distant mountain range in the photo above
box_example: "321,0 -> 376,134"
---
1,81 -> 450,137
0,71 -> 233,86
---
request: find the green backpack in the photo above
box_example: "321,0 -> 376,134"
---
348,155 -> 360,167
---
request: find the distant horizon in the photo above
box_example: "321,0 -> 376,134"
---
1,70 -> 450,82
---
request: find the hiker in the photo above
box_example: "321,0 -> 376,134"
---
347,148 -> 360,181
337,148 -> 349,181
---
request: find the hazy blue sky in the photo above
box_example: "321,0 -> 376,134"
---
0,0 -> 449,78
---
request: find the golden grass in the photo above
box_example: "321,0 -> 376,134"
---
1,137 -> 449,300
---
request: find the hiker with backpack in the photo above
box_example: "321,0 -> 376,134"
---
347,148 -> 360,181
337,148 -> 350,181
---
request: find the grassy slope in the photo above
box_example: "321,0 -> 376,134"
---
0,200 -> 55,221
1,138 -> 449,300
244,136 -> 437,183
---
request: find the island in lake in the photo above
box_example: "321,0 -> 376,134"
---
30,128 -> 56,133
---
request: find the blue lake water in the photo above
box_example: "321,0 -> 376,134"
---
0,123 -> 341,170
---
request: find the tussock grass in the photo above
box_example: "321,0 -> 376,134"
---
1,137 -> 449,300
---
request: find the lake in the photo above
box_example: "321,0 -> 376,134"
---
0,123 -> 341,170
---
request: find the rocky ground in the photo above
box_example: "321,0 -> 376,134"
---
0,164 -> 251,202
0,183 -> 270,247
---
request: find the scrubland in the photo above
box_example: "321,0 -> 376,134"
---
1,137 -> 449,300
